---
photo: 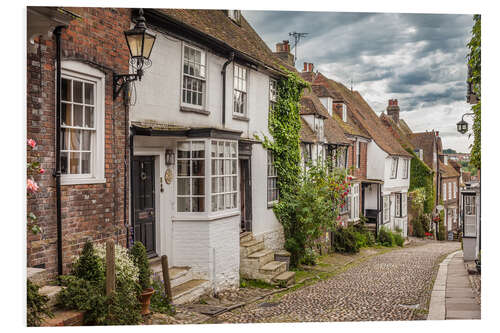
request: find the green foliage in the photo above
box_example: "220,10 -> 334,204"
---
467,15 -> 481,169
443,148 -> 457,154
73,241 -> 105,283
406,148 -> 434,214
437,210 -> 446,241
129,241 -> 152,290
58,241 -> 142,325
393,233 -> 404,247
27,280 -> 53,327
300,247 -> 318,266
377,227 -> 395,247
332,226 -> 360,253
150,279 -> 175,315
412,215 -> 426,238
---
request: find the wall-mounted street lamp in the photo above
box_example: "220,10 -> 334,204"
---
165,149 -> 175,166
113,8 -> 156,99
456,112 -> 474,134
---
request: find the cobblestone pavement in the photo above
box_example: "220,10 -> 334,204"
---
215,241 -> 460,323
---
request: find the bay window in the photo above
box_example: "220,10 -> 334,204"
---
211,140 -> 238,211
182,44 -> 206,108
60,61 -> 105,185
177,139 -> 238,213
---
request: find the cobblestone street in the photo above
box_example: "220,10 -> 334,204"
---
215,241 -> 460,323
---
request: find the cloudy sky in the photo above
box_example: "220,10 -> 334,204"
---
243,11 -> 474,152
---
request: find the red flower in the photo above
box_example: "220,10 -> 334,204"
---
348,176 -> 353,181
27,139 -> 36,148
27,179 -> 39,193
39,168 -> 45,174
337,215 -> 341,220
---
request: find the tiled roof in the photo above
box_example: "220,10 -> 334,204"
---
311,84 -> 343,101
313,73 -> 411,157
409,132 -> 437,169
153,9 -> 285,73
299,89 -> 350,145
398,119 -> 414,137
300,118 -> 317,143
379,113 -> 415,151
440,161 -> 460,178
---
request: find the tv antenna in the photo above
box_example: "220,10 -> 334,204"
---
288,31 -> 308,65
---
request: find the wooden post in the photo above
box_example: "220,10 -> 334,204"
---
161,255 -> 172,303
106,240 -> 115,296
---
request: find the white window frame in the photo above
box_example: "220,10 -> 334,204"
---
210,140 -> 238,212
60,61 -> 105,185
181,43 -> 207,109
233,64 -> 248,117
402,192 -> 407,217
448,182 -> 452,201
356,141 -> 360,169
383,195 -> 390,223
342,103 -> 347,122
402,158 -> 409,179
443,182 -> 447,201
453,182 -> 457,199
227,10 -> 241,24
390,157 -> 398,179
463,195 -> 476,237
267,150 -> 279,204
395,193 -> 402,218
176,141 -> 207,213
349,183 -> 359,221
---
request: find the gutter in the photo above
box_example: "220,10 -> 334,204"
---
221,52 -> 235,127
54,25 -> 65,276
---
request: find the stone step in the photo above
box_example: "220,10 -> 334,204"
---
247,249 -> 274,265
240,231 -> 254,243
41,310 -> 85,327
273,271 -> 296,287
39,285 -> 63,310
172,279 -> 211,305
28,267 -> 50,286
150,262 -> 192,289
259,261 -> 287,276
240,239 -> 265,258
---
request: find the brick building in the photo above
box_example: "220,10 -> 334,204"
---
27,7 -> 132,277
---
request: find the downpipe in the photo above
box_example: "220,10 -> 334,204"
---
221,52 -> 235,127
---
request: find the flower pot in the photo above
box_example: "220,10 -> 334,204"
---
139,287 -> 155,315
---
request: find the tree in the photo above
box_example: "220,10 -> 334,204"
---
467,15 -> 481,170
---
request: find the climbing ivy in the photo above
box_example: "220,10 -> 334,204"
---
406,148 -> 434,214
467,14 -> 481,170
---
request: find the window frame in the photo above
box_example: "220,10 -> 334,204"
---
383,195 -> 390,223
269,78 -> 277,125
356,141 -> 361,169
453,182 -> 457,199
176,140 -> 207,213
267,150 -> 279,205
402,158 -> 409,179
390,157 -> 398,179
349,183 -> 360,221
60,61 -> 106,185
342,103 -> 347,122
233,64 -> 248,117
395,193 -> 402,218
443,182 -> 447,201
210,140 -> 238,212
181,43 -> 207,110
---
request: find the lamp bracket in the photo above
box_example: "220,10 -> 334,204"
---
113,69 -> 143,100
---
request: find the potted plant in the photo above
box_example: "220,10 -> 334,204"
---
130,242 -> 154,315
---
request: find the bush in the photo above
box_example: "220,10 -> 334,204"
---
393,233 -> 404,247
437,220 -> 446,241
150,279 -> 175,315
129,241 -> 152,290
27,280 -> 53,327
332,226 -> 360,253
377,227 -> 395,247
58,241 -> 142,325
300,247 -> 318,266
412,217 -> 425,238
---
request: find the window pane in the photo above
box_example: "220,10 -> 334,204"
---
231,160 -> 237,175
192,160 -> 205,176
212,177 -> 219,193
225,176 -> 231,192
177,197 -> 190,212
231,143 -> 237,158
218,194 -> 224,210
70,129 -> 81,150
84,83 -> 94,105
61,128 -> 68,150
218,142 -> 224,157
82,130 -> 91,151
177,142 -> 191,158
225,142 -> 231,157
62,103 -> 71,126
177,160 -> 190,176
73,81 -> 83,103
73,105 -> 83,127
177,178 -> 190,195
211,159 -> 217,176
232,193 -> 237,208
232,176 -> 237,191
224,160 -> 230,175
62,78 -> 71,101
61,152 -> 68,174
192,178 -> 205,195
211,195 -> 218,211
192,141 -> 205,158
211,142 -> 217,157
81,152 -> 91,173
192,197 -> 205,212
70,152 -> 80,174
85,107 -> 94,128
225,194 -> 231,209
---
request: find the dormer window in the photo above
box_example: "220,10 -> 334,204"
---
342,104 -> 347,122
227,10 -> 241,24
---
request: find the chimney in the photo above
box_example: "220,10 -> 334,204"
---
386,98 -> 400,123
274,40 -> 294,66
302,62 -> 314,73
436,131 -> 439,137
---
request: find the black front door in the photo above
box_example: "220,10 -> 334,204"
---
239,157 -> 252,232
132,156 -> 156,255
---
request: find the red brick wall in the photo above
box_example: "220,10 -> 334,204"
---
27,8 -> 131,277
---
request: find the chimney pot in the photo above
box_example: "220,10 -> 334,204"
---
303,62 -> 308,72
308,63 -> 314,72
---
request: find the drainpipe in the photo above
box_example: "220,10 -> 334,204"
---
54,26 -> 65,276
128,126 -> 135,248
221,52 -> 235,127
124,85 -> 130,247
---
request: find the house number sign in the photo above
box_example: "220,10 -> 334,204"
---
164,168 -> 173,184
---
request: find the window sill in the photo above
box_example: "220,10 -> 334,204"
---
172,210 -> 239,222
180,106 -> 210,115
61,177 -> 106,186
232,114 -> 249,122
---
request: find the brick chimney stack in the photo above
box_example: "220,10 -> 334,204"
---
274,40 -> 294,66
386,99 -> 400,123
302,62 -> 314,72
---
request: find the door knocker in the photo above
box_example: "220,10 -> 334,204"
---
164,168 -> 173,184
140,162 -> 147,181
